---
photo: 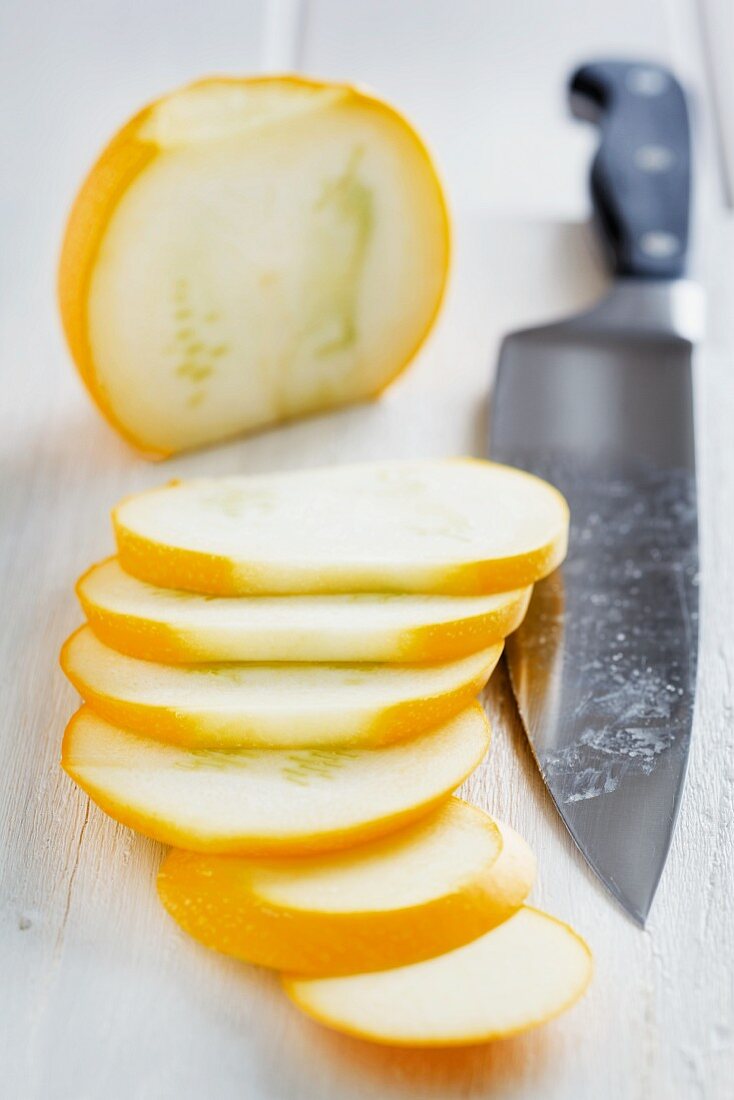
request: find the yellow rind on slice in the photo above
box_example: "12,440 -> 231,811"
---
58,76 -> 450,457
283,906 -> 592,1046
112,460 -> 569,595
61,704 -> 491,855
61,625 -> 502,748
76,558 -> 531,664
157,801 -> 535,975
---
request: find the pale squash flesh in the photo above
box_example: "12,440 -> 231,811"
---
284,907 -> 592,1045
113,459 -> 569,595
61,704 -> 491,854
77,558 -> 531,664
58,77 -> 449,456
61,625 -> 502,748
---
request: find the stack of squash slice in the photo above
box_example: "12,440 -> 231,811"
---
60,459 -> 591,1046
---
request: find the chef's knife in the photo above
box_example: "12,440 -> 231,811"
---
489,60 -> 702,925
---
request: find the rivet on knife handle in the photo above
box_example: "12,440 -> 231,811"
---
570,60 -> 691,279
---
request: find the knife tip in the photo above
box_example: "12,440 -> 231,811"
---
556,816 -> 657,929
601,878 -> 652,929
625,906 -> 648,930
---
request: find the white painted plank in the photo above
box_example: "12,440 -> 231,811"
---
4,208 -> 732,1100
1,1 -> 732,1097
0,1 -> 269,1093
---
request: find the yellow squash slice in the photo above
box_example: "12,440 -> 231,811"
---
113,460 -> 569,595
158,800 -> 535,975
284,906 -> 592,1046
76,558 -> 531,664
58,76 -> 449,456
61,704 -> 491,854
61,625 -> 502,748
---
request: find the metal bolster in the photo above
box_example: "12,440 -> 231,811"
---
572,280 -> 705,342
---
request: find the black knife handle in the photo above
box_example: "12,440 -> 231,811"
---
570,60 -> 691,279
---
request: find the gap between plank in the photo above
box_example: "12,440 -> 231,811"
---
261,0 -> 309,72
692,0 -> 734,208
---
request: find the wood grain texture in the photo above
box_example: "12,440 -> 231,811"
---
696,0 -> 734,206
1,1 -> 732,1097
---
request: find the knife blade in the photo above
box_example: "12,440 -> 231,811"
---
489,60 -> 702,925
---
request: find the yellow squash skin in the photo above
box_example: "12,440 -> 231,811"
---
282,907 -> 593,1047
75,558 -> 531,665
57,75 -> 451,459
111,460 -> 569,597
60,626 -> 502,749
61,704 -> 492,856
114,521 -> 566,598
157,806 -> 535,976
58,105 -> 162,457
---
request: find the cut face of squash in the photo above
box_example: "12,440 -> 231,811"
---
113,460 -> 569,595
157,801 -> 535,975
76,559 -> 531,664
283,906 -> 592,1045
58,77 -> 449,456
61,625 -> 502,748
61,704 -> 491,854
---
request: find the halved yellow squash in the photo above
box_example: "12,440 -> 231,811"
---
58,76 -> 449,456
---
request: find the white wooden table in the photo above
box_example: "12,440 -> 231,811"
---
1,3 -> 733,1097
